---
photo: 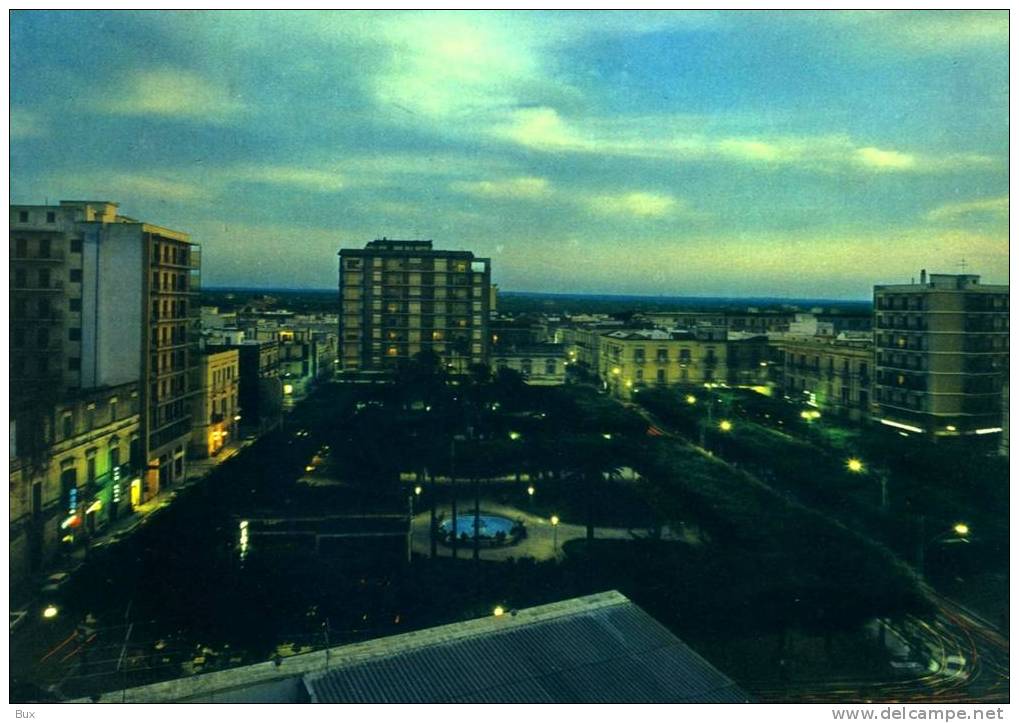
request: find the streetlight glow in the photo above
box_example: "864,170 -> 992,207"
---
493,605 -> 505,617
550,515 -> 559,526
847,458 -> 864,473
953,523 -> 970,536
508,431 -> 521,441
685,394 -> 697,405
43,605 -> 58,619
414,485 -> 422,496
527,485 -> 535,496
718,420 -> 732,432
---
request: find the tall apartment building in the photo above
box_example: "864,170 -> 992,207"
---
338,239 -> 492,376
873,271 -> 1008,436
10,200 -> 200,497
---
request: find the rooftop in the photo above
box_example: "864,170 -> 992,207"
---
87,591 -> 749,704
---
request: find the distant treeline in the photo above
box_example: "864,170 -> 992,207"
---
201,287 -> 873,317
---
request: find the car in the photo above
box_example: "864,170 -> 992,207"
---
889,658 -> 926,676
40,572 -> 72,595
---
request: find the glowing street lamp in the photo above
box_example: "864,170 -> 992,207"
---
846,458 -> 864,474
414,485 -> 422,496
953,523 -> 970,536
718,420 -> 732,432
42,605 -> 58,619
508,431 -> 521,441
551,514 -> 560,554
493,605 -> 505,617
527,485 -> 535,497
685,394 -> 697,405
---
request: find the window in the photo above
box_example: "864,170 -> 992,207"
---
70,269 -> 82,282
545,358 -> 556,375
38,298 -> 51,316
62,414 -> 73,438
110,399 -> 118,421
14,269 -> 26,287
39,238 -> 51,258
69,327 -> 81,341
71,238 -> 83,253
37,328 -> 49,347
86,455 -> 96,484
15,238 -> 27,257
657,348 -> 668,363
521,359 -> 533,376
657,369 -> 667,384
68,357 -> 81,371
18,211 -> 28,222
38,268 -> 50,288
46,211 -> 55,223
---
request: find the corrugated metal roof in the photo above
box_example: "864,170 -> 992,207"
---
305,591 -> 749,704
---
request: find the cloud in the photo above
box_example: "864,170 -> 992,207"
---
926,196 -> 1008,222
227,165 -> 346,192
493,107 -> 995,175
820,11 -> 1007,55
853,146 -> 917,171
47,170 -> 202,202
98,68 -> 245,123
10,108 -> 46,139
587,191 -> 678,218
451,176 -> 550,200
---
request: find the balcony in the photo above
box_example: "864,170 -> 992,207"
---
11,250 -> 66,262
13,280 -> 64,293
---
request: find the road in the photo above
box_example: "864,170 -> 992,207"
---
633,400 -> 1009,703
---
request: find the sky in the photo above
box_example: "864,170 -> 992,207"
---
9,10 -> 1009,298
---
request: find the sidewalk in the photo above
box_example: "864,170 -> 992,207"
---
14,440 -> 250,612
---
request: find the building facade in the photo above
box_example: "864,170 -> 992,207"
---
191,349 -> 240,458
338,239 -> 492,377
873,272 -> 1008,436
10,382 -> 142,590
598,330 -> 728,400
492,344 -> 567,385
207,339 -> 282,435
10,200 -> 201,498
776,337 -> 873,420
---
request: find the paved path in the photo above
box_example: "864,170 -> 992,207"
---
409,499 -> 698,561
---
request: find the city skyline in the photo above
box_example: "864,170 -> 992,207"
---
10,10 -> 1009,298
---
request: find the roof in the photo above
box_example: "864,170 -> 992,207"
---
304,590 -> 749,703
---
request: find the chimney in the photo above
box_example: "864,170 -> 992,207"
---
920,269 -> 927,285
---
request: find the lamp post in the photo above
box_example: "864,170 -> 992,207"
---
846,457 -> 888,512
551,515 -> 560,555
917,516 -> 970,580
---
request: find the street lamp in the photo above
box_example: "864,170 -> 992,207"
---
493,605 -> 505,617
42,605 -> 58,619
846,458 -> 864,473
508,431 -> 521,441
551,514 -> 560,554
685,394 -> 697,405
918,519 -> 971,579
718,420 -> 732,432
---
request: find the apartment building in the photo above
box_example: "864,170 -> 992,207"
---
206,339 -> 282,434
776,337 -> 873,420
10,382 -> 141,588
191,349 -> 240,458
10,200 -> 201,498
873,271 -> 1008,436
338,239 -> 492,376
598,329 -> 727,400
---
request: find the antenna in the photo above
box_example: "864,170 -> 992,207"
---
958,258 -> 968,272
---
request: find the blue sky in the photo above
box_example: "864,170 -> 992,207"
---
10,10 -> 1008,298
